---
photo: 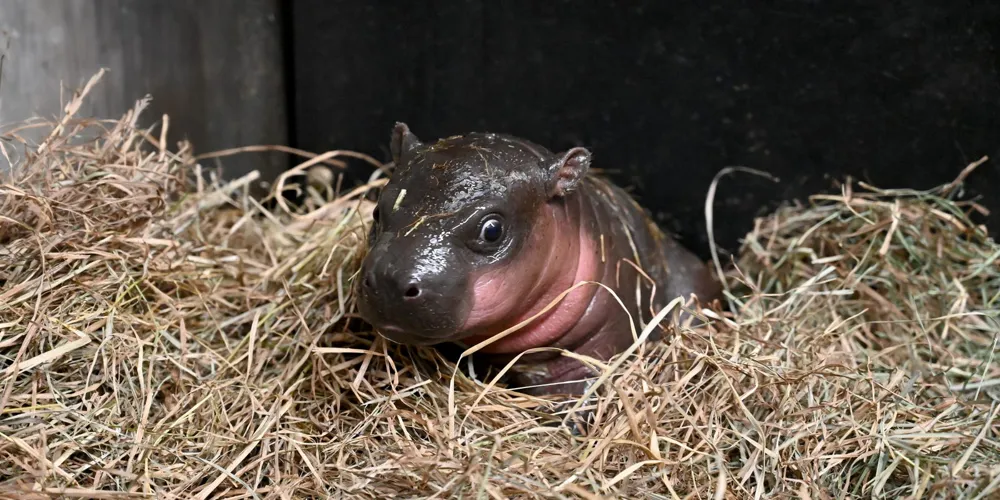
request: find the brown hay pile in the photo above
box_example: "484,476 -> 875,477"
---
1,74 -> 998,499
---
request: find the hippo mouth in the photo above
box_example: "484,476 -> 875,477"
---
368,322 -> 454,346
355,273 -> 473,346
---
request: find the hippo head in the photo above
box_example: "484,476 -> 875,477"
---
356,122 -> 592,347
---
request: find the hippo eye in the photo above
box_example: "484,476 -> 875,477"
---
478,216 -> 504,243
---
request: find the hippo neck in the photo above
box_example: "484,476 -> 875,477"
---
459,191 -> 602,354
468,175 -> 663,354
476,175 -> 672,386
546,175 -> 667,351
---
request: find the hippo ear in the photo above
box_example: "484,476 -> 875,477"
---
546,147 -> 592,198
390,122 -> 421,164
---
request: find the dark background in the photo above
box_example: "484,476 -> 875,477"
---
286,0 -> 1000,261
3,1 -> 997,260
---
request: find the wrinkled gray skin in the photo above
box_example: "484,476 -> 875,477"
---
356,122 -> 721,396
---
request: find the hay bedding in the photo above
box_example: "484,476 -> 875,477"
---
0,73 -> 998,500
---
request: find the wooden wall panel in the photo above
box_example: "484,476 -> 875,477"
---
0,0 -> 289,190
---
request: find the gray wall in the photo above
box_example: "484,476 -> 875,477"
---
0,0 -> 288,187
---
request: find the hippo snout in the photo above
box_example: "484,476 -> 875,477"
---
356,253 -> 471,345
360,267 -> 426,303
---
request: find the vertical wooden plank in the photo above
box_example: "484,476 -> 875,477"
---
0,0 -> 288,190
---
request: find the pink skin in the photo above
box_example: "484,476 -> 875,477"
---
459,202 -> 601,354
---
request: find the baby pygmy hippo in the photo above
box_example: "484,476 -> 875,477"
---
356,123 -> 721,396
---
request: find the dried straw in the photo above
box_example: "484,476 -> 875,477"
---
0,73 -> 998,499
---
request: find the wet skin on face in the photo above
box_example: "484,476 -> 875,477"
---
356,123 -> 580,346
356,122 -> 722,396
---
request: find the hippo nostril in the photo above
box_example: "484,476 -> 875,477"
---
403,283 -> 421,299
